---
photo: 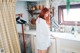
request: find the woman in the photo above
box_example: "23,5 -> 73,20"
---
36,7 -> 51,53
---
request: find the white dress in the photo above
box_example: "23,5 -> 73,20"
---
36,18 -> 51,50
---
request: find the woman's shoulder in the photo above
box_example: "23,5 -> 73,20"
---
37,18 -> 45,22
36,18 -> 46,24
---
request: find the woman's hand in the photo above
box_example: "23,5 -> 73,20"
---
50,35 -> 55,39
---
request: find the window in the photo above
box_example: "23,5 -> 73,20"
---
58,4 -> 80,26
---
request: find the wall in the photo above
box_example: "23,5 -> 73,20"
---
52,0 -> 80,33
16,1 -> 28,32
16,1 -> 28,22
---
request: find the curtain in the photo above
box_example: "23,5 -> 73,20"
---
0,0 -> 21,53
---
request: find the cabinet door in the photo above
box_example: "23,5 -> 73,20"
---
48,39 -> 56,53
60,39 -> 80,53
31,35 -> 37,53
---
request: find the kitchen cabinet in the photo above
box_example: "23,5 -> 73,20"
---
18,30 -> 57,53
59,39 -> 80,53
18,34 -> 32,53
19,30 -> 80,53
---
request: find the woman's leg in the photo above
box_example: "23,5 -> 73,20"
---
38,49 -> 47,53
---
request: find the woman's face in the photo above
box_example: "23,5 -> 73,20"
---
44,11 -> 49,19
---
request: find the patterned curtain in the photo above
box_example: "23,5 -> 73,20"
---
0,0 -> 21,53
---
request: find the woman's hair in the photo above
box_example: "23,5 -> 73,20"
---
38,7 -> 49,19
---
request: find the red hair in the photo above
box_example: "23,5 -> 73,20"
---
38,7 -> 50,27
39,7 -> 49,19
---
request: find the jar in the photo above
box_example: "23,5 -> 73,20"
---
36,5 -> 39,10
31,6 -> 35,10
39,5 -> 44,10
30,18 -> 36,25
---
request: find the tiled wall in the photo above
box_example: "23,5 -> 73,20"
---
52,0 -> 80,33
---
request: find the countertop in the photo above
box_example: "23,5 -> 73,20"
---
18,30 -> 80,41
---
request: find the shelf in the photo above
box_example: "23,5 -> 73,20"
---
28,10 -> 41,16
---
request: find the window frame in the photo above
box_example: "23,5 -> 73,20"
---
58,4 -> 80,26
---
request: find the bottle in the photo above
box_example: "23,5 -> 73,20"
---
59,25 -> 64,32
71,27 -> 75,34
